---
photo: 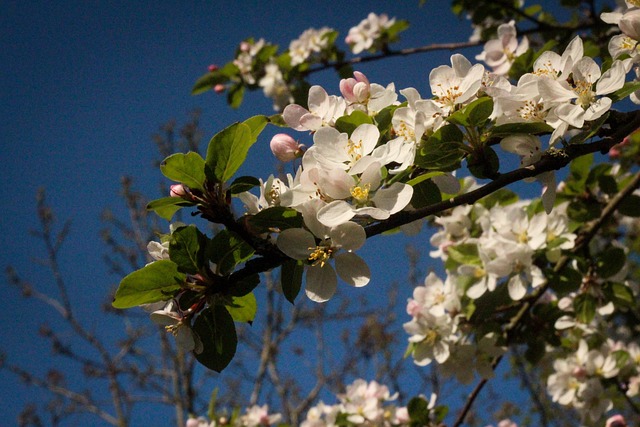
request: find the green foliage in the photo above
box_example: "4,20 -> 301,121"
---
228,176 -> 261,195
247,206 -> 303,234
409,178 -> 441,209
193,305 -> 238,372
206,229 -> 255,276
415,124 -> 466,171
170,225 -> 206,274
113,260 -> 184,309
161,152 -> 207,191
147,196 -> 195,221
595,247 -> 626,279
334,110 -> 374,135
205,115 -> 267,184
281,259 -> 304,304
226,292 -> 257,323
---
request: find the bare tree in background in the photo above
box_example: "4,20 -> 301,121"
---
2,113 -> 432,427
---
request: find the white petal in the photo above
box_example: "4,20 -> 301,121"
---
317,201 -> 355,227
507,275 -> 527,300
330,221 -> 366,251
277,228 -> 316,260
305,264 -> 337,302
351,124 -> 380,156
334,252 -> 370,287
282,104 -> 309,131
372,182 -> 414,214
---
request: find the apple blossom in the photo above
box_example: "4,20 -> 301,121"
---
269,133 -> 304,162
282,85 -> 346,131
289,27 -> 333,66
276,201 -> 370,302
476,20 -> 529,76
345,12 -> 396,54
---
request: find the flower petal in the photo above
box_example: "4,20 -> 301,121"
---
305,264 -> 337,302
277,228 -> 316,260
335,252 -> 371,287
330,221 -> 366,251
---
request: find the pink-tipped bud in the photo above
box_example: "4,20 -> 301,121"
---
170,184 -> 188,198
239,41 -> 250,52
208,64 -> 219,72
339,71 -> 370,103
270,133 -> 304,162
214,84 -> 226,94
606,415 -> 627,427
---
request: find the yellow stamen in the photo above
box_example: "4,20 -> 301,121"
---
308,246 -> 333,267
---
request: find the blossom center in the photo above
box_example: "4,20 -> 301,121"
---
347,138 -> 364,161
350,183 -> 371,204
308,245 -> 333,267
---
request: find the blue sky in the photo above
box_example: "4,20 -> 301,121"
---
0,1 -> 580,425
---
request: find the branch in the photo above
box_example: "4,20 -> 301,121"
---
451,149 -> 640,427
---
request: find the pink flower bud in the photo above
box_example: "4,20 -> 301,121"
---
170,184 -> 188,198
185,418 -> 201,427
606,415 -> 627,427
340,71 -> 370,103
208,64 -> 219,72
239,41 -> 250,52
214,84 -> 226,93
270,133 -> 304,162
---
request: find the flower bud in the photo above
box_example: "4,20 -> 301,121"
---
606,415 -> 627,427
270,133 -> 304,162
340,71 -> 370,103
170,184 -> 188,198
214,84 -> 226,93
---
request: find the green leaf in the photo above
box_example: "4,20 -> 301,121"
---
467,145 -> 499,179
170,225 -> 204,274
227,83 -> 245,109
247,206 -> 303,234
281,259 -> 304,304
228,176 -> 261,195
334,110 -> 374,135
447,243 -> 480,266
407,397 -> 430,425
609,80 -> 640,103
147,197 -> 195,221
226,292 -> 257,323
602,282 -> 634,308
192,62 -> 239,95
409,178 -> 441,209
193,306 -> 237,372
549,266 -> 582,295
160,152 -> 207,191
228,273 -> 260,297
206,229 -> 255,276
596,247 -> 626,279
449,96 -> 494,127
574,294 -> 597,324
243,115 -> 269,142
489,122 -> 553,138
415,125 -> 466,170
205,122 -> 253,183
267,114 -> 287,127
113,260 -> 184,309
374,104 -> 399,136
618,195 -> 640,217
567,199 -> 601,222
